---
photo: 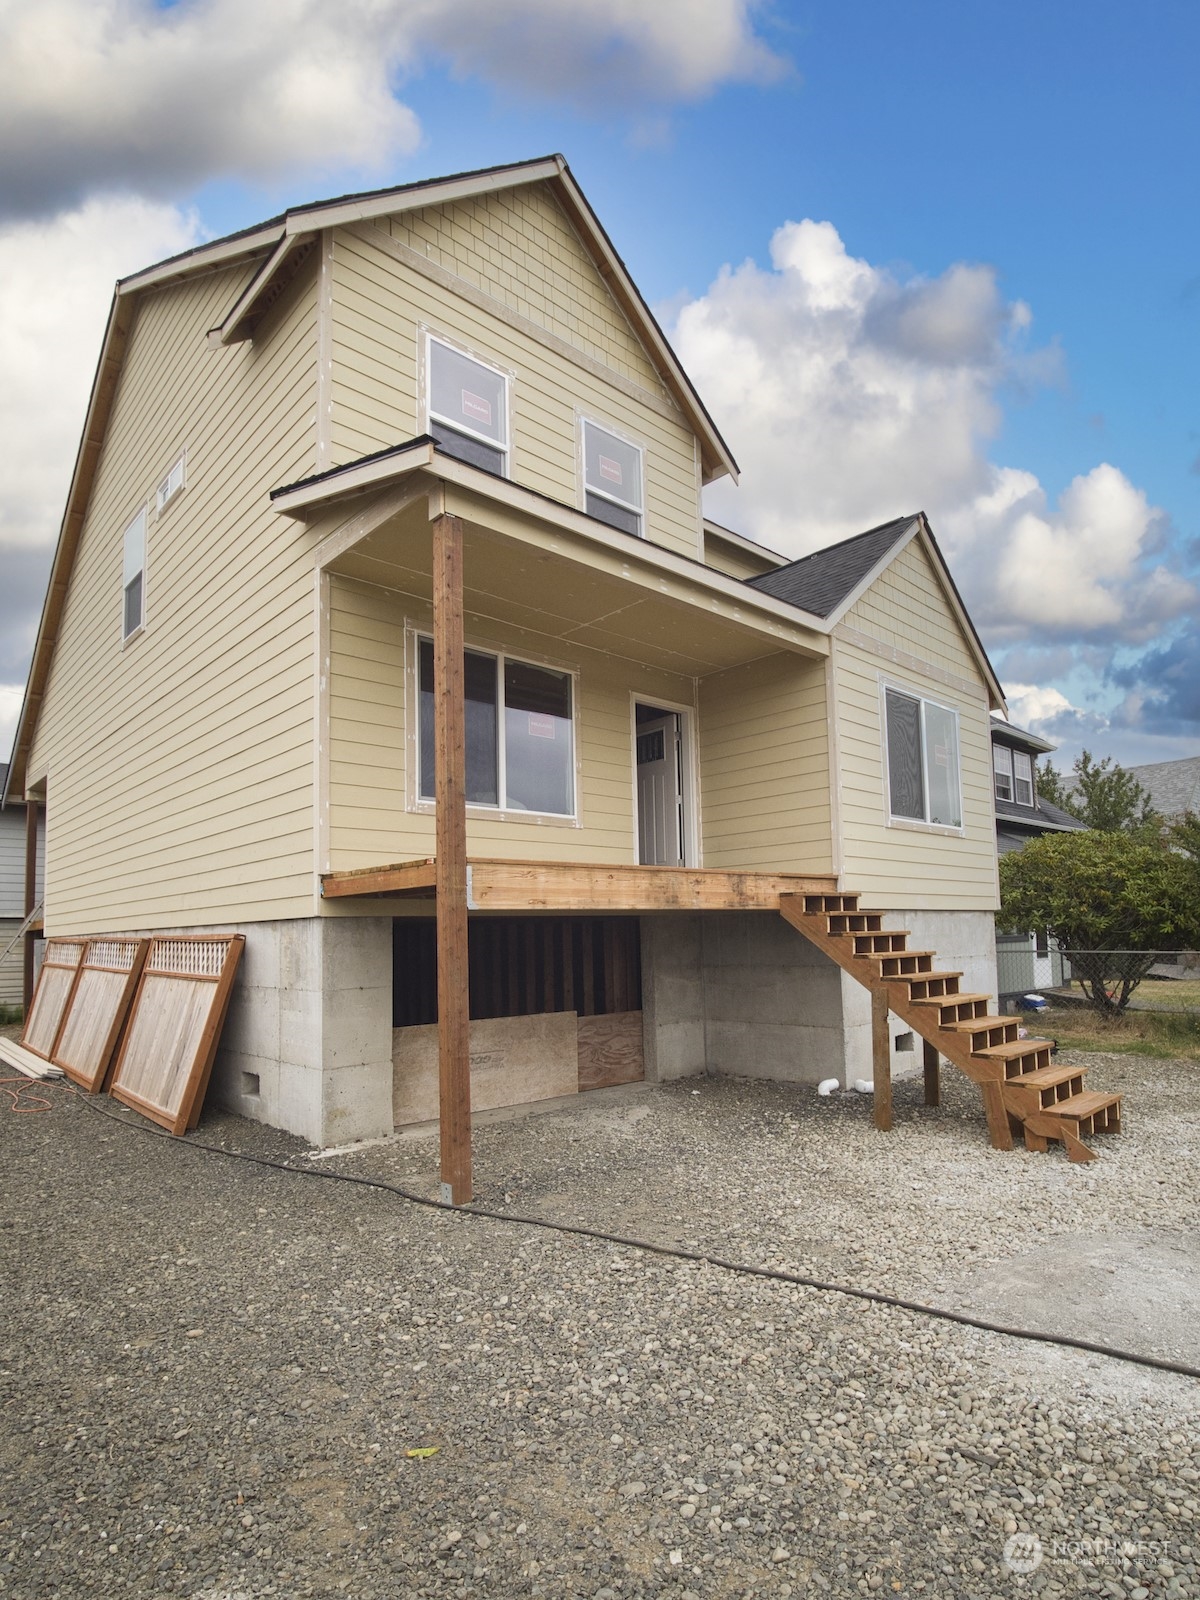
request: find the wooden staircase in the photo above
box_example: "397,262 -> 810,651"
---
778,891 -> 1122,1163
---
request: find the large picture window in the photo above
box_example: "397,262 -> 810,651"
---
885,687 -> 962,828
418,638 -> 574,817
581,418 -> 643,537
427,336 -> 508,476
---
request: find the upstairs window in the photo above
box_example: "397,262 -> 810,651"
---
1013,750 -> 1034,806
994,745 -> 1035,806
122,508 -> 146,641
156,452 -> 185,512
993,743 -> 1013,802
581,419 -> 643,537
885,687 -> 962,828
418,638 -> 574,817
427,336 -> 508,476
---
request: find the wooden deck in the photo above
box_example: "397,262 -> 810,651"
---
321,858 -> 839,912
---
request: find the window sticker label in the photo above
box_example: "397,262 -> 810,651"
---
461,389 -> 492,425
527,713 -> 556,739
598,454 -> 623,485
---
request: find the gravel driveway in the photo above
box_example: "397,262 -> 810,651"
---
1,1045 -> 1197,1599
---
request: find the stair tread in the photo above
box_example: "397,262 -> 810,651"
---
1004,1063 -> 1082,1088
1038,1090 -> 1122,1118
910,992 -> 992,1007
892,970 -> 963,984
940,1015 -> 1014,1033
974,1040 -> 1052,1060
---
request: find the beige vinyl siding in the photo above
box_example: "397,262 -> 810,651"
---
842,537 -> 980,680
327,574 -> 697,872
327,194 -> 704,561
834,543 -> 998,911
698,653 -> 833,873
28,258 -> 320,934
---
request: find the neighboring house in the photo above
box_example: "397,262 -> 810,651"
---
1124,755 -> 1200,821
13,153 -> 1117,1178
0,762 -> 45,1007
989,718 -> 1085,1002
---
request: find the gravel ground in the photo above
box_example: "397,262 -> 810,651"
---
1,1043 -> 1197,1600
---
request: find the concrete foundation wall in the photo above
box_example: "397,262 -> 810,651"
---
211,915 -> 393,1148
643,907 -> 999,1091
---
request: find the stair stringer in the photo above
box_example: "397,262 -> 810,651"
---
778,894 -> 1019,1153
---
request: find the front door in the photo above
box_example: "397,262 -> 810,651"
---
636,711 -> 685,866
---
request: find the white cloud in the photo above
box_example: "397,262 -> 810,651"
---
0,684 -> 24,766
674,219 -> 1195,650
0,196 -> 202,554
0,0 -> 782,217
1003,683 -> 1081,728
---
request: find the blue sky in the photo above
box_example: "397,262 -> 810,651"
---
1,0 -> 1197,772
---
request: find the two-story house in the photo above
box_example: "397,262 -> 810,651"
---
5,156 -> 1123,1186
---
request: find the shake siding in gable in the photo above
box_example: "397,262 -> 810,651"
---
698,653 -> 833,873
27,259 -> 321,933
327,574 -> 697,872
327,185 -> 703,561
833,542 -> 998,912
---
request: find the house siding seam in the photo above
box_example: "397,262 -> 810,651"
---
28,257 -> 322,934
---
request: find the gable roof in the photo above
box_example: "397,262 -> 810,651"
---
746,513 -> 1005,709
746,516 -> 916,617
3,154 -> 737,804
990,715 -> 1056,756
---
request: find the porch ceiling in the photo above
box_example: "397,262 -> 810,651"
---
321,482 -> 827,677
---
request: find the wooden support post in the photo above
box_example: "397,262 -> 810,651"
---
871,986 -> 893,1132
923,1037 -> 940,1107
433,512 -> 472,1206
22,798 -> 39,1016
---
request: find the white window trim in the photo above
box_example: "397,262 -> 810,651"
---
993,742 -> 1014,802
121,504 -> 148,646
422,329 -> 512,475
156,449 -> 186,515
880,678 -> 965,834
577,411 -> 645,534
406,625 -> 581,825
1013,749 -> 1034,807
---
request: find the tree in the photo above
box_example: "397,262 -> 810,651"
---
998,830 -> 1198,1015
1034,748 -> 1157,833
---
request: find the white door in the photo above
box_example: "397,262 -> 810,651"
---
636,713 -> 684,865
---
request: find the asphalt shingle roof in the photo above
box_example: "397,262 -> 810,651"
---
1124,756 -> 1200,819
745,516 -> 918,618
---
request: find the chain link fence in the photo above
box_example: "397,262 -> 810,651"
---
997,935 -> 1200,1016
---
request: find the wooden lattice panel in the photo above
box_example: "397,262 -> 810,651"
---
52,937 -> 149,1092
21,938 -> 87,1060
109,934 -> 245,1135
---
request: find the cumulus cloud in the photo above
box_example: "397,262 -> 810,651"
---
0,0 -> 782,218
673,218 -> 1196,653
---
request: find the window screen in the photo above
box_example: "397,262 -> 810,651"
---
429,339 -> 506,475
924,702 -> 962,827
122,509 -> 146,639
582,420 -> 642,536
885,690 -> 925,821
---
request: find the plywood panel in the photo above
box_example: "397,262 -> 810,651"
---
109,934 -> 244,1134
52,936 -> 148,1091
576,1010 -> 643,1091
392,1010 -> 578,1126
21,938 -> 86,1059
